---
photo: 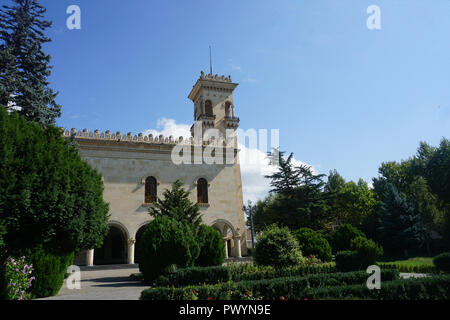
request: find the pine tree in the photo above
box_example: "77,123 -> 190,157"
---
377,183 -> 426,256
265,150 -> 301,197
148,180 -> 203,229
0,0 -> 61,125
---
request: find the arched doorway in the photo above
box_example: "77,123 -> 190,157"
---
212,219 -> 237,258
134,224 -> 149,264
94,224 -> 128,265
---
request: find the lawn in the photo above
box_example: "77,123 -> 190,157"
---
377,257 -> 436,273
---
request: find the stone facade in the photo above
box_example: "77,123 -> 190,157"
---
70,72 -> 247,266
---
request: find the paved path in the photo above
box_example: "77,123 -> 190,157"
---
39,265 -> 150,300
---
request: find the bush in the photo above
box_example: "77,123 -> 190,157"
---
2,256 -> 35,300
433,252 -> 450,273
329,224 -> 366,253
304,275 -> 450,300
137,217 -> 200,282
157,263 -> 337,287
253,224 -> 303,267
26,247 -> 74,298
350,236 -> 383,267
195,225 -> 225,267
335,250 -> 361,272
140,269 -> 400,300
294,228 -> 332,262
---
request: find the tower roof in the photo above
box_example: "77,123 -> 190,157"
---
188,71 -> 239,102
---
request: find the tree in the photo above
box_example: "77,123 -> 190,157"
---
329,223 -> 366,253
294,227 -> 332,262
137,216 -> 200,282
265,150 -> 301,197
0,109 -> 110,256
148,180 -> 202,230
195,225 -> 225,267
377,184 -> 427,256
253,224 -> 303,267
0,0 -> 61,125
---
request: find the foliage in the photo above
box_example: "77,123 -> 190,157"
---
304,275 -> 450,300
195,225 -> 225,267
25,246 -> 73,298
335,251 -> 361,272
0,109 -> 110,255
3,256 -> 34,300
350,236 -> 383,267
377,184 -> 427,255
141,269 -> 399,300
294,228 -> 332,262
137,216 -> 200,282
253,224 -> 304,267
148,180 -> 202,230
155,263 -> 337,287
433,252 -> 450,273
329,224 -> 365,253
370,138 -> 449,249
325,170 -> 378,226
0,0 -> 61,125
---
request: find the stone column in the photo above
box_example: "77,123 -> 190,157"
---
232,105 -> 235,118
86,249 -> 94,267
233,236 -> 242,258
223,238 -> 228,259
128,238 -> 136,264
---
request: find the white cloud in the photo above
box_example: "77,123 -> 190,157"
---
142,118 -> 191,140
142,118 -> 315,204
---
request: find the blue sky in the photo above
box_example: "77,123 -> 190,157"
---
32,0 -> 450,200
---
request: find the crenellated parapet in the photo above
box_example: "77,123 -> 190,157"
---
61,128 -> 236,148
199,71 -> 232,83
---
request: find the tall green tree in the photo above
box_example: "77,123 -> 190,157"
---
0,109 -> 110,256
0,0 -> 61,125
265,150 -> 301,197
377,184 -> 427,256
148,180 -> 203,229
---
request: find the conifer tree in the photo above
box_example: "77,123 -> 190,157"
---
0,0 -> 61,125
377,183 -> 426,255
148,180 -> 203,229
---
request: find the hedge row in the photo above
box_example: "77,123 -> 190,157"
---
156,263 -> 337,287
303,275 -> 450,300
378,263 -> 438,274
142,269 -> 399,300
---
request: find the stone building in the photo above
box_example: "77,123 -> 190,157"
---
69,72 -> 248,266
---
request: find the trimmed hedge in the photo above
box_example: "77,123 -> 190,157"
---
294,228 -> 332,262
142,269 -> 399,300
378,263 -> 438,274
26,247 -> 74,298
335,251 -> 361,272
433,252 -> 450,273
155,263 -> 337,287
303,275 -> 450,300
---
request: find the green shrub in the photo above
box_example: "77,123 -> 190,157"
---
0,109 -> 109,256
26,247 -> 74,298
433,252 -> 450,273
294,228 -> 332,262
304,275 -> 450,300
137,217 -> 200,282
140,269 -> 399,300
329,224 -> 365,253
335,250 -> 361,272
253,224 -> 303,267
157,263 -> 337,287
195,225 -> 225,267
350,236 -> 383,267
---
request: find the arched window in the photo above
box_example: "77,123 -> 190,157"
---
225,102 -> 231,118
197,178 -> 208,204
205,100 -> 213,117
145,177 -> 157,203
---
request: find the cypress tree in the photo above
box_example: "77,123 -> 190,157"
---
0,0 -> 61,125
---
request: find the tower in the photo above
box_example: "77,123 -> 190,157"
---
188,71 -> 240,144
